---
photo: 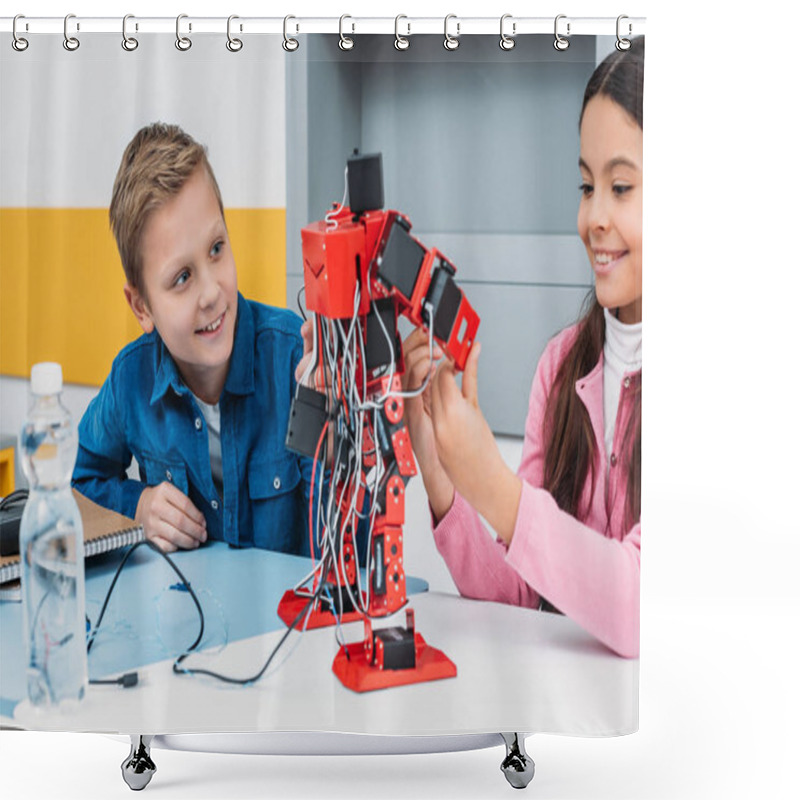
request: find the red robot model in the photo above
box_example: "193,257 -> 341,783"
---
280,152 -> 480,692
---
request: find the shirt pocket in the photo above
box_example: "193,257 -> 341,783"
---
248,451 -> 302,552
140,453 -> 190,496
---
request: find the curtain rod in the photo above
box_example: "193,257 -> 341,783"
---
1,16 -> 646,38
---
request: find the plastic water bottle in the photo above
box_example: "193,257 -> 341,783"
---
19,362 -> 88,709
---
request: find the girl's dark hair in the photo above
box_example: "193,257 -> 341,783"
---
543,37 -> 644,530
580,36 -> 644,129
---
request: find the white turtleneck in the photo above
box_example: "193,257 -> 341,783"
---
603,308 -> 642,467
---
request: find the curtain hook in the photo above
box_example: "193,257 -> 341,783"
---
616,15 -> 632,51
339,15 -> 354,51
122,14 -> 139,51
394,15 -> 410,51
553,14 -> 570,51
283,15 -> 299,52
175,14 -> 192,51
12,14 -> 29,52
226,15 -> 243,52
443,14 -> 460,51
499,14 -> 516,51
63,13 -> 80,51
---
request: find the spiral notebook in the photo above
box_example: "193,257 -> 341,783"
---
0,490 -> 143,586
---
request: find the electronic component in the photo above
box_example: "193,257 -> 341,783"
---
285,384 -> 328,460
280,152 -> 471,691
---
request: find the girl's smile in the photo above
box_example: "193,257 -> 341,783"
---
577,95 -> 643,324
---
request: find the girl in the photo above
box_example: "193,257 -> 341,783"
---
403,38 -> 644,659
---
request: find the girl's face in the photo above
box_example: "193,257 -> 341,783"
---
577,95 -> 643,324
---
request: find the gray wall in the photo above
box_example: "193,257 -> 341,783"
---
286,35 -> 598,436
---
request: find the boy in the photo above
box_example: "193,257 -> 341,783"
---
74,123 -> 319,556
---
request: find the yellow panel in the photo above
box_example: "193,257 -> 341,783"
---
0,447 -> 14,495
227,208 -> 287,308
0,208 -> 286,387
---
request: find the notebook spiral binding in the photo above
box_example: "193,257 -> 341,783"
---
0,524 -> 144,585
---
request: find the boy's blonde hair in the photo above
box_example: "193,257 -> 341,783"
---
109,123 -> 224,295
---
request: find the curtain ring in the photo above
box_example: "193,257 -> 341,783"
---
283,15 -> 299,52
499,14 -> 516,51
443,14 -> 460,51
226,15 -> 243,52
616,15 -> 632,51
63,13 -> 80,51
553,14 -> 570,51
339,15 -> 354,51
175,14 -> 192,51
394,15 -> 410,51
12,14 -> 29,52
122,14 -> 139,51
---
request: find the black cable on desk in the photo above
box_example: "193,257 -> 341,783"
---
87,538 -> 323,688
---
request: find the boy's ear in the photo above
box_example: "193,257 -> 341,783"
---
124,283 -> 155,334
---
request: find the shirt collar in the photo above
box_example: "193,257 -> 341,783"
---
149,293 -> 254,405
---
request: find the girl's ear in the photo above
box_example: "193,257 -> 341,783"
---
123,283 -> 155,334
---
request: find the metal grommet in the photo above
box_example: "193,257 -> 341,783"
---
394,15 -> 410,50
175,14 -> 192,51
283,15 -> 299,52
616,15 -> 632,51
122,14 -> 139,51
226,15 -> 243,52
12,15 -> 29,52
554,14 -> 570,51
63,13 -> 80,51
339,14 -> 354,51
499,14 -> 516,51
273,476 -> 281,490
443,14 -> 460,51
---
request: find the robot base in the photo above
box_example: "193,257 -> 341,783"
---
277,589 -> 365,630
332,633 -> 457,692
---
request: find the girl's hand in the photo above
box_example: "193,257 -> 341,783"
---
400,328 -> 454,521
136,482 -> 207,553
295,319 -> 316,386
430,342 -> 522,543
295,318 -> 334,466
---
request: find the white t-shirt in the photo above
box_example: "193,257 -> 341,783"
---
191,393 -> 223,499
603,308 -> 642,467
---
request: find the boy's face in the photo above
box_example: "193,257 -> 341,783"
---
125,166 -> 238,403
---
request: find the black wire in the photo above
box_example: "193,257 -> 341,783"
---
296,285 -> 307,321
87,539 -> 320,687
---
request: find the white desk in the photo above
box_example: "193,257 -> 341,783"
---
13,591 -> 637,737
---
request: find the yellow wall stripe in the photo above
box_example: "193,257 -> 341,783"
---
0,208 -> 286,387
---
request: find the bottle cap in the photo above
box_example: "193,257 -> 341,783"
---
30,362 -> 63,395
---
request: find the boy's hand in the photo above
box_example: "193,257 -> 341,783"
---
135,483 -> 207,553
401,328 -> 454,522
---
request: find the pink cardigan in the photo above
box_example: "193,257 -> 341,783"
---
433,324 -> 641,658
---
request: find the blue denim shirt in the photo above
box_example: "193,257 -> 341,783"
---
74,294 -> 326,555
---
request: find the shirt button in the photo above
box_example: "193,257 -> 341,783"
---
610,454 -> 618,467
623,377 -> 631,389
273,476 -> 281,490
195,417 -> 203,430
211,500 -> 219,510
165,470 -> 173,482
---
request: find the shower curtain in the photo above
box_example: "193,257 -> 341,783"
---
0,16 -> 642,754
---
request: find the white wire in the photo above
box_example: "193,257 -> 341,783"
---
324,165 -> 349,230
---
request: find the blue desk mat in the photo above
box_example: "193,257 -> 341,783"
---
0,541 -> 428,719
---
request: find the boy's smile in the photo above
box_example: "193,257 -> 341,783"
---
125,165 -> 238,404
